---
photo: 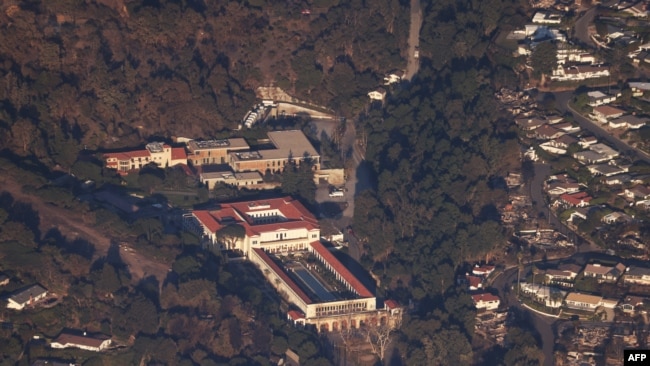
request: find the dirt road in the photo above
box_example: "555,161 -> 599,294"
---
404,0 -> 422,80
0,174 -> 170,285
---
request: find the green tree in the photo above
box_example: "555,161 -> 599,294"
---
217,224 -> 246,250
531,42 -> 557,78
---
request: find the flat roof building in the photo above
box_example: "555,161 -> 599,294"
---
229,130 -> 320,174
187,138 -> 249,166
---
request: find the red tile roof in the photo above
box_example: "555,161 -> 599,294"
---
252,248 -> 312,304
560,192 -> 592,206
467,275 -> 482,289
309,241 -> 373,298
171,147 -> 187,160
384,299 -> 399,309
593,105 -> 625,117
104,149 -> 151,162
193,211 -> 223,233
471,293 -> 500,303
287,310 -> 305,320
192,197 -> 319,237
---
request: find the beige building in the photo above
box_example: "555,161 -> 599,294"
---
187,138 -> 249,166
200,170 -> 264,190
184,197 -> 399,331
51,331 -> 112,352
229,130 -> 320,174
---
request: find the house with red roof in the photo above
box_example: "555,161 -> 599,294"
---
471,293 -> 500,311
104,142 -> 186,174
556,192 -> 592,208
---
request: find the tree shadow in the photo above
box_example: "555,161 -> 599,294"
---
136,275 -> 161,307
42,228 -> 95,259
10,201 -> 41,242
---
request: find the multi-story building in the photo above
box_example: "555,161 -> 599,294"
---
229,130 -> 320,174
104,142 -> 187,174
183,196 -> 399,331
186,138 -> 250,167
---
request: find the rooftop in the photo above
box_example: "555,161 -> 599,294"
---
10,284 -> 47,304
52,331 -> 110,348
310,241 -> 373,298
187,138 -> 249,151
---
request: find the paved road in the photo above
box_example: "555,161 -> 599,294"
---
573,7 -> 597,48
404,0 -> 422,80
492,265 -> 557,366
554,91 -> 650,164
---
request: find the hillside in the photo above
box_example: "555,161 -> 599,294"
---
0,0 -> 408,166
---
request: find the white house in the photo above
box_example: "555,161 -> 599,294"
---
50,331 -> 112,352
564,292 -> 602,311
368,88 -> 387,101
383,70 -> 404,85
591,105 -> 626,123
587,91 -> 618,107
6,284 -> 47,310
532,11 -> 562,24
471,293 -> 500,311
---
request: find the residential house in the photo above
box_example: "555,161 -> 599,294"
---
383,70 -> 404,85
589,143 -> 619,159
582,263 -> 626,283
609,118 -> 629,129
619,296 -> 645,314
603,174 -> 632,186
629,82 -> 650,97
515,117 -> 547,131
520,283 -> 566,308
592,105 -> 626,123
624,185 -> 650,202
547,181 -> 581,196
472,264 -> 496,277
50,330 -> 112,352
623,266 -> 650,286
573,150 -> 610,164
367,88 -> 387,101
540,135 -> 578,155
6,284 -> 47,310
568,207 -> 589,223
471,293 -> 500,311
601,211 -> 632,224
578,136 -> 598,148
564,292 -> 602,311
551,65 -> 609,82
557,192 -> 592,208
546,115 -> 564,125
553,122 -> 581,134
587,164 -> 626,177
587,90 -> 618,107
534,125 -> 565,140
618,115 -> 648,129
545,265 -> 580,287
466,275 -> 483,291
